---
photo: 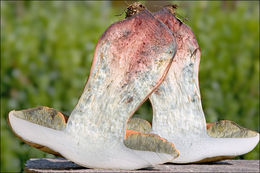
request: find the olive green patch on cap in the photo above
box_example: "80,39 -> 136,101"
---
14,106 -> 67,130
124,132 -> 179,157
207,120 -> 258,138
127,118 -> 152,133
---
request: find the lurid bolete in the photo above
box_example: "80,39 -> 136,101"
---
8,9 -> 179,169
148,6 -> 259,163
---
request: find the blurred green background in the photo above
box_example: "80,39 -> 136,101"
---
1,1 -> 259,172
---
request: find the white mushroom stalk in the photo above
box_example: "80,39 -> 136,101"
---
8,9 -> 179,169
149,7 -> 259,163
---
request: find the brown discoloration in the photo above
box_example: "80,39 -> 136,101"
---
24,141 -> 62,156
125,97 -> 133,104
63,113 -> 69,123
154,88 -> 161,95
125,2 -> 146,18
194,156 -> 234,163
164,4 -> 178,15
125,129 -> 140,139
206,122 -> 215,130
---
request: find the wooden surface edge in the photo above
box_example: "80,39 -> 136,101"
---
25,158 -> 260,172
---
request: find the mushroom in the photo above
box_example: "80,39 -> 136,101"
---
147,6 -> 259,163
8,9 -> 179,169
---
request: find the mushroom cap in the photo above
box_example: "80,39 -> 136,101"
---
8,106 -> 68,156
207,120 -> 258,138
127,117 -> 152,133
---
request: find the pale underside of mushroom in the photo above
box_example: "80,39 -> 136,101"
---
8,10 -> 179,170
127,117 -> 259,162
147,7 -> 259,163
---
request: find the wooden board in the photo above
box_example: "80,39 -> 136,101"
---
25,158 -> 260,172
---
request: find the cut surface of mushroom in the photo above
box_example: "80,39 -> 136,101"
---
148,7 -> 259,163
8,9 -> 179,169
8,106 -> 68,156
127,117 -> 258,162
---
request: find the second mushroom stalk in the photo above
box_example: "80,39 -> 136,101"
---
127,3 -> 259,163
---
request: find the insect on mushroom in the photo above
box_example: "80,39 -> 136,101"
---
8,6 -> 180,170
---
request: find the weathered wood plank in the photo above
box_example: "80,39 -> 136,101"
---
25,158 -> 260,172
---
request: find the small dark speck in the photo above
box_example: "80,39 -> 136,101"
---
126,97 -> 133,104
123,30 -> 131,37
154,89 -> 161,95
121,83 -> 127,89
50,110 -> 57,119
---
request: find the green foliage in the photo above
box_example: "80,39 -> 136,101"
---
1,1 -> 259,172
